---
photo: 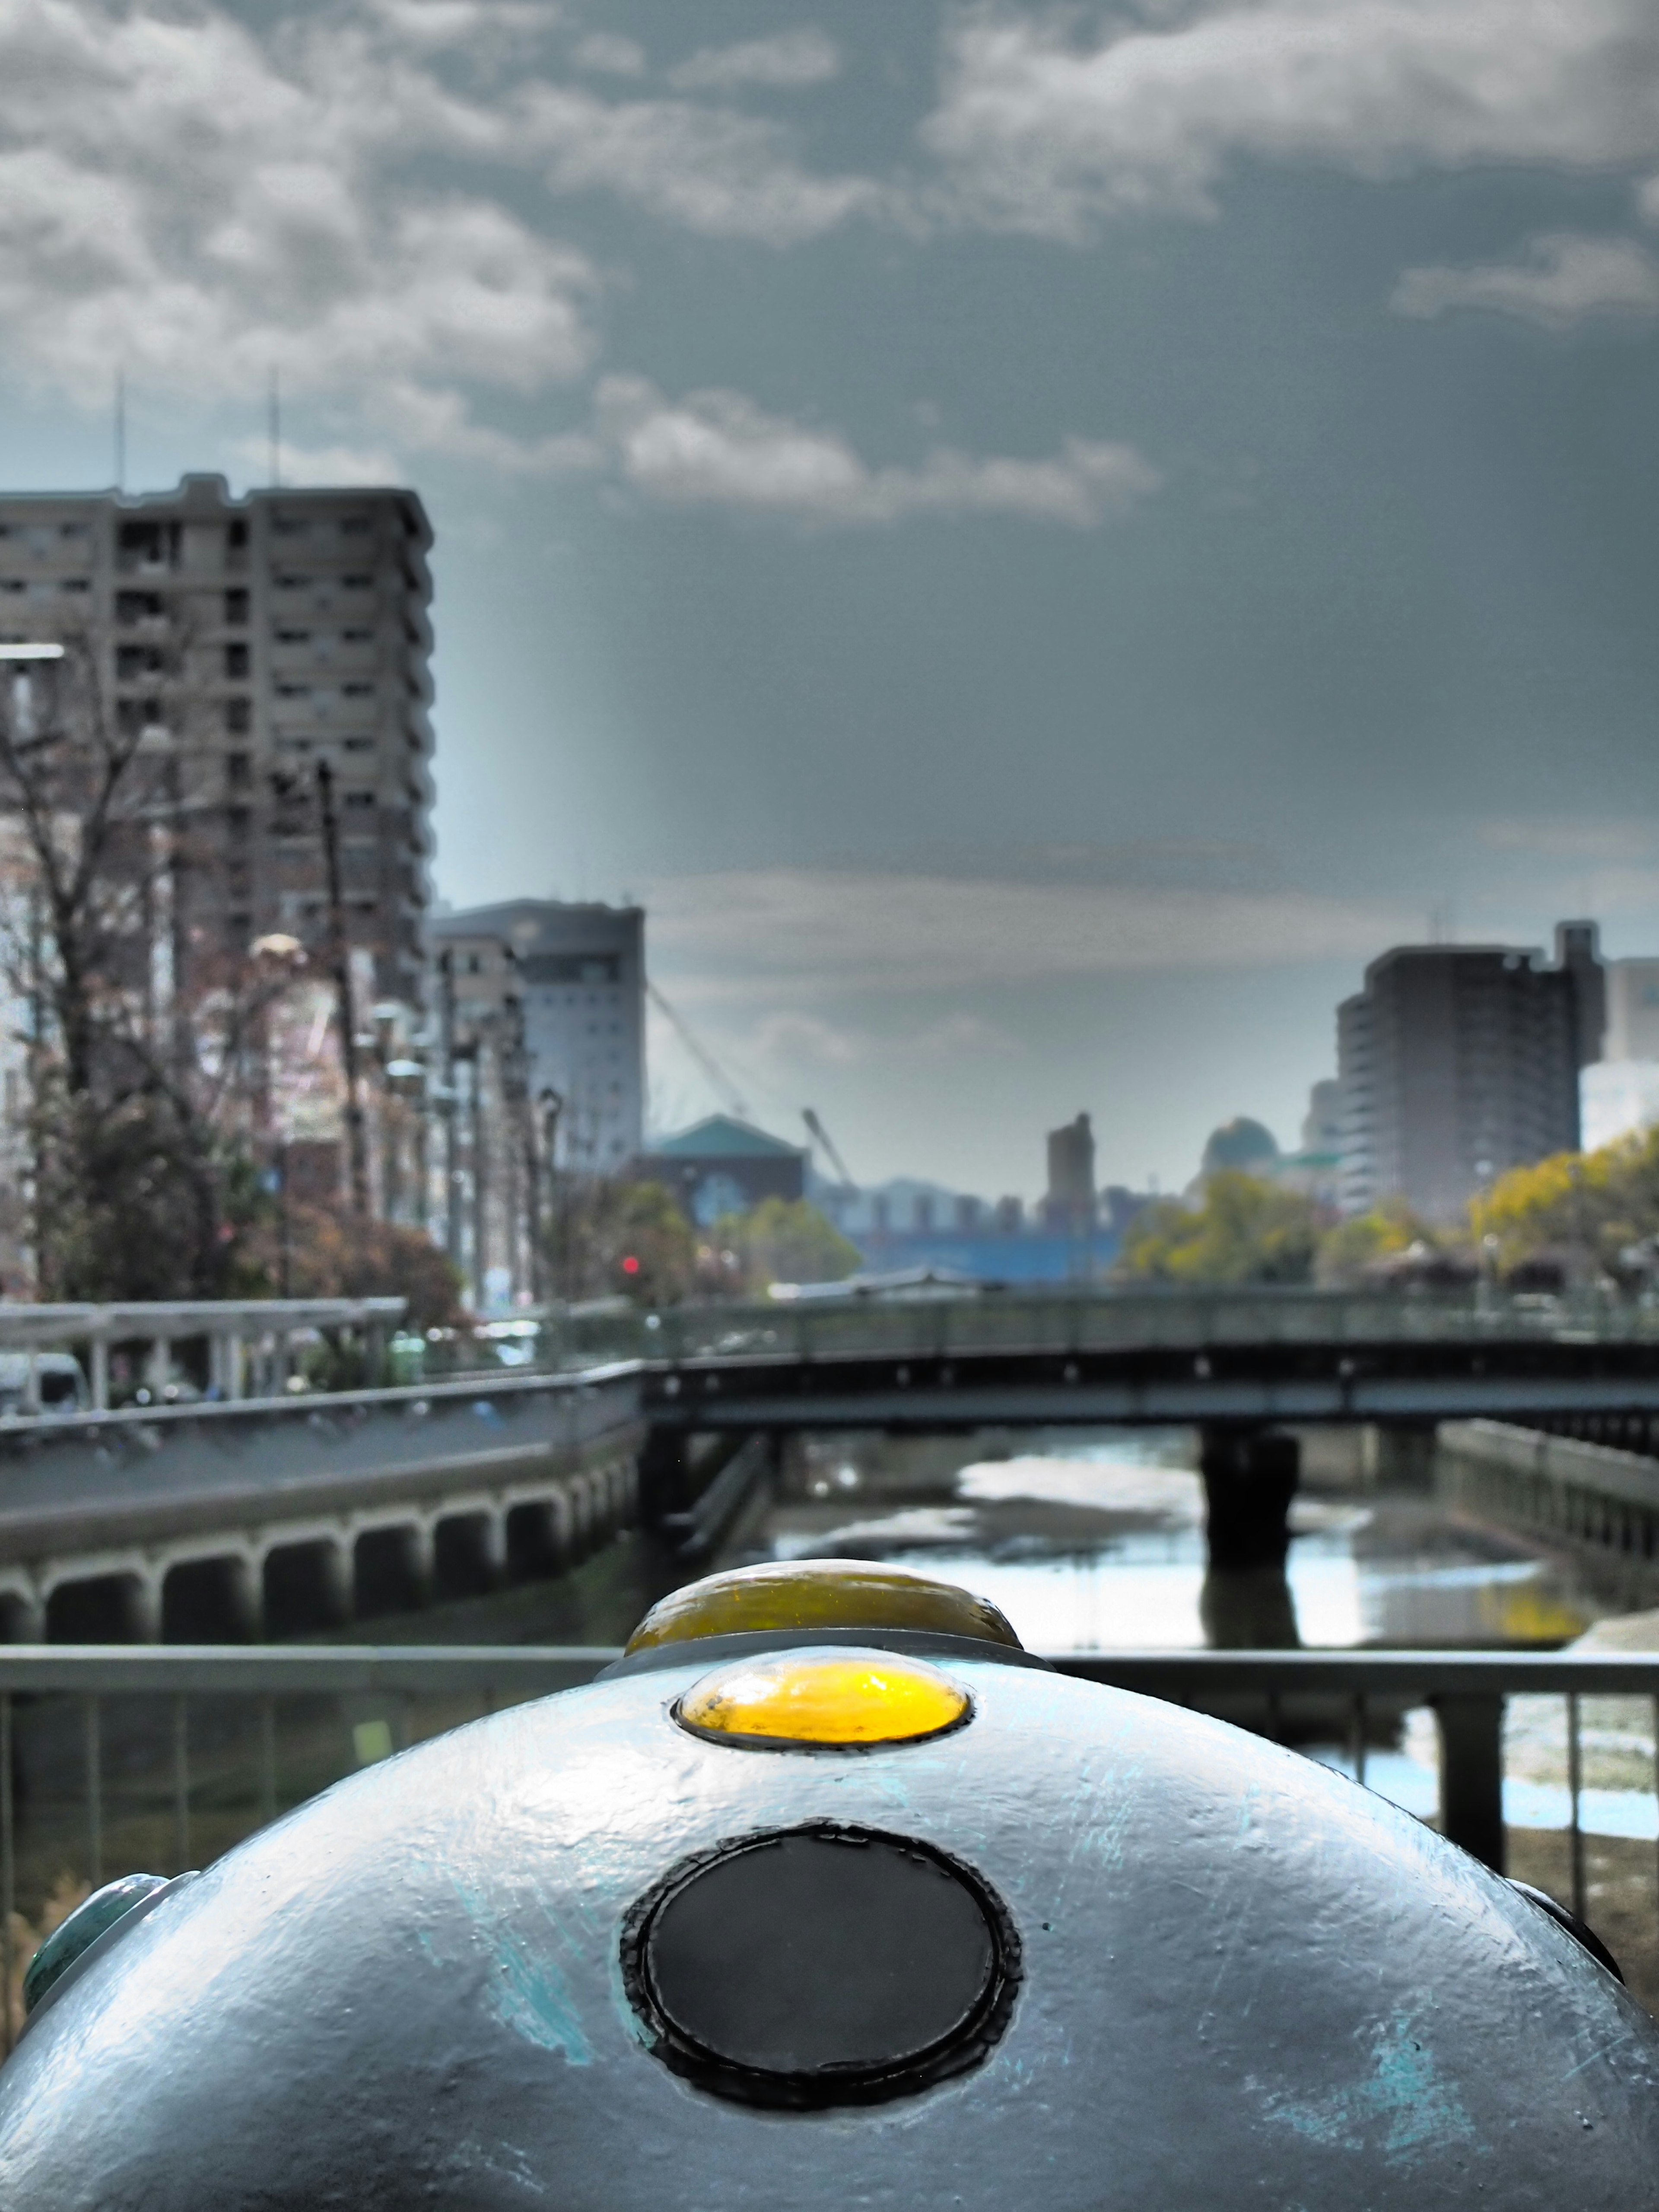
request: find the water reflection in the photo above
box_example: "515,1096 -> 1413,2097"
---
762,1433 -> 1594,1655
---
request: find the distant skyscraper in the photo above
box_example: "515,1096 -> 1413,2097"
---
1337,923 -> 1604,1222
1603,959 -> 1659,1062
429,900 -> 645,1176
1045,1112 -> 1096,1231
0,473 -> 435,1007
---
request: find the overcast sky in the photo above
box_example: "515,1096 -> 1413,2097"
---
4,0 -> 1659,1198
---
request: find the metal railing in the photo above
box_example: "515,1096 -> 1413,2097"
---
6,1644 -> 1659,2049
0,1299 -> 407,1410
560,1287 -> 1659,1369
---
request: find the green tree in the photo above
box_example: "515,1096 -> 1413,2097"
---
1117,1170 -> 1319,1286
712,1198 -> 861,1296
1314,1200 -> 1433,1286
557,1177 -> 696,1307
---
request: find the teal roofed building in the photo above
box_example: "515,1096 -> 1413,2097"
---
637,1116 -> 807,1227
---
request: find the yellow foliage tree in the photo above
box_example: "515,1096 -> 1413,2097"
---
1473,1129 -> 1659,1278
1117,1171 -> 1319,1286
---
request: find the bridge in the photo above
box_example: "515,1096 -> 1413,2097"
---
0,1367 -> 642,1643
6,1287 -> 1659,1635
635,1287 -> 1659,1567
636,1286 -> 1659,1430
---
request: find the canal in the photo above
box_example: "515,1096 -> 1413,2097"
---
10,1424 -> 1659,2030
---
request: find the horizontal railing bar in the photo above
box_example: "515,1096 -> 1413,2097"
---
0,1360 -> 642,1440
0,1646 -> 623,1694
2,1646 -> 1659,1697
1049,1652 -> 1659,1695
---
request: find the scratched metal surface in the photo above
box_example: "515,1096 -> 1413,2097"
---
3,1659 -> 1658,2209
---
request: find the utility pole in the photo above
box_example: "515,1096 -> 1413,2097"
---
540,1087 -> 563,1304
315,758 -> 369,1217
470,1023 -> 489,1307
439,950 -> 461,1268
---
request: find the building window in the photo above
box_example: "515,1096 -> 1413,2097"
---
117,591 -> 162,623
60,578 -> 89,593
224,589 -> 248,624
225,642 -> 249,679
225,697 -> 251,733
227,751 -> 250,788
341,627 -> 372,643
276,629 -> 310,645
229,520 -> 248,549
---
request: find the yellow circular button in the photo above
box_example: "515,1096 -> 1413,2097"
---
675,1649 -> 973,1752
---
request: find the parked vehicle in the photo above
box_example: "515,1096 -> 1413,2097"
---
0,1351 -> 90,1417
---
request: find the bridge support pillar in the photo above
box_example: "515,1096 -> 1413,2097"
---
1200,1428 -> 1300,1572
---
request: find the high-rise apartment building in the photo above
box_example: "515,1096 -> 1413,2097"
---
429,901 -> 645,1176
0,473 -> 435,1007
1603,960 -> 1659,1063
1337,923 -> 1604,1222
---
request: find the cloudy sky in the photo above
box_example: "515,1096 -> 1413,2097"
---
4,0 -> 1659,1198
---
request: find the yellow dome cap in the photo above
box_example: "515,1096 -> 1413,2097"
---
624,1558 -> 1020,1656
677,1649 -> 972,1751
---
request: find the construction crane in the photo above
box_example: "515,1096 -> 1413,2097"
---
645,979 -> 750,1120
802,1107 -> 857,1192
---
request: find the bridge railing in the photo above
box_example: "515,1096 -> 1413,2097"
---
4,1644 -> 1659,2047
0,1299 -> 408,1411
629,1286 -> 1659,1366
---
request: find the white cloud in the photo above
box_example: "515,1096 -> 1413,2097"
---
667,28 -> 841,94
570,31 -> 644,76
646,867 -> 1419,997
921,0 -> 1659,240
0,0 -> 887,442
518,82 -> 887,242
912,1013 -> 1022,1056
1392,232 -> 1659,325
229,435 -> 407,486
749,1011 -> 870,1067
591,376 -> 1160,525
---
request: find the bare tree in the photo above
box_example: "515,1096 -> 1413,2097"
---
0,626 -> 300,1297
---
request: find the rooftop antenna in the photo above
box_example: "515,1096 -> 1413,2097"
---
113,368 -> 125,493
268,367 -> 281,489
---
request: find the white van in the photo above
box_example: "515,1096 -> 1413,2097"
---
0,1351 -> 92,1417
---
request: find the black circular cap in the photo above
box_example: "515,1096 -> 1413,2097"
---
628,1824 -> 1017,2106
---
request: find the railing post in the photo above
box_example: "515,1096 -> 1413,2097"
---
1,1690 -> 13,2057
89,1336 -> 110,1413
1434,1692 -> 1505,1873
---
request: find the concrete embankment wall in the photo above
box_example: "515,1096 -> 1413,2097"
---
1437,1419 -> 1659,1608
0,1376 -> 647,1643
